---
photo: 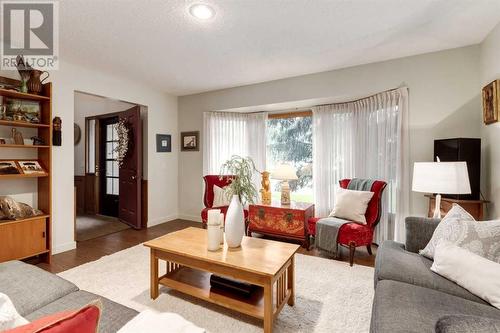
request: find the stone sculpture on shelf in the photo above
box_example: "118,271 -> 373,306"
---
0,196 -> 43,220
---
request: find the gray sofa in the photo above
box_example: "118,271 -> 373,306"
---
0,260 -> 138,332
371,217 -> 500,333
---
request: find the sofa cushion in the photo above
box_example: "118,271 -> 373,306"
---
8,300 -> 101,333
0,261 -> 78,316
374,241 -> 486,304
435,315 -> 500,333
370,280 -> 500,333
25,291 -> 138,333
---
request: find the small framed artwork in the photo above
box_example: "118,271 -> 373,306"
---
0,161 -> 20,175
181,131 -> 199,151
482,80 -> 499,125
17,160 -> 46,175
156,134 -> 171,152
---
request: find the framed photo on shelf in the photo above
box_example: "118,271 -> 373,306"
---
17,160 -> 46,175
181,131 -> 199,151
4,98 -> 41,123
0,160 -> 21,175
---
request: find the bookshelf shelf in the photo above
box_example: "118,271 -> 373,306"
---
0,79 -> 52,264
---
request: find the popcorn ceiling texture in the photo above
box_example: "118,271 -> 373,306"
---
59,1 -> 500,95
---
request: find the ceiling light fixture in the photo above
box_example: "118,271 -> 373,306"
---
189,4 -> 215,20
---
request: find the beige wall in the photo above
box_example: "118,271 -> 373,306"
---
1,60 -> 179,254
178,46 -> 482,221
480,22 -> 500,219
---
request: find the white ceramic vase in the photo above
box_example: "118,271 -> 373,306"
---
225,195 -> 245,248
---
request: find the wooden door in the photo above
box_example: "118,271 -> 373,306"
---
118,106 -> 142,229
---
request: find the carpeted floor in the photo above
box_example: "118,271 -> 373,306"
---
58,243 -> 374,332
75,215 -> 130,242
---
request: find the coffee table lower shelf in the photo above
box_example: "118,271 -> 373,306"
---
159,267 -> 266,319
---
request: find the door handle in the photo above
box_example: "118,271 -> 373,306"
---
131,175 -> 137,180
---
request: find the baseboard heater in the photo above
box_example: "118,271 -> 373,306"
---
209,274 -> 254,297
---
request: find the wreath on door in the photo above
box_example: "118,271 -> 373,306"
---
114,118 -> 129,167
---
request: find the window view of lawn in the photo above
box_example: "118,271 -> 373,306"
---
267,115 -> 313,203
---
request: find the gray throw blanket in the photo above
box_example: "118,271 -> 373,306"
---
316,178 -> 375,256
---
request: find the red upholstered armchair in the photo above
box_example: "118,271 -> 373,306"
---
308,178 -> 387,266
201,175 -> 249,228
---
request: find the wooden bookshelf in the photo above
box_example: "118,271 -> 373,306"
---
0,79 -> 52,264
0,173 -> 49,179
0,88 -> 50,101
0,120 -> 50,128
0,144 -> 50,149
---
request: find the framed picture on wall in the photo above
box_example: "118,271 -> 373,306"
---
482,79 -> 499,124
156,134 -> 171,152
181,131 -> 199,151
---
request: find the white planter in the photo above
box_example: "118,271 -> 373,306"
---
225,195 -> 245,248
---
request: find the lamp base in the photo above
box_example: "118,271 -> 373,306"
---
281,181 -> 291,205
433,194 -> 442,219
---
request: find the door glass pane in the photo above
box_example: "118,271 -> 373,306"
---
106,142 -> 114,159
112,161 -> 119,177
106,124 -> 113,141
106,178 -> 113,195
106,161 -> 113,176
113,178 -> 119,195
112,123 -> 118,141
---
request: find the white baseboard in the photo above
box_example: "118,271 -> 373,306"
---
147,214 -> 180,227
53,241 -> 76,254
177,214 -> 202,223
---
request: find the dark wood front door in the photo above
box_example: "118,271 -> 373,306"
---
118,106 -> 142,229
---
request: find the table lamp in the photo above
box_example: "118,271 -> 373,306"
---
271,164 -> 298,205
412,160 -> 471,218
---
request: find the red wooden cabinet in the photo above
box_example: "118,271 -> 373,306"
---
248,201 -> 314,248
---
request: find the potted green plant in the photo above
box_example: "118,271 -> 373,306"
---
219,155 -> 258,247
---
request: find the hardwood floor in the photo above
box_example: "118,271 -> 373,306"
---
36,219 -> 376,274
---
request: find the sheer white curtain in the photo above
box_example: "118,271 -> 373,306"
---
312,87 -> 409,243
203,111 -> 267,189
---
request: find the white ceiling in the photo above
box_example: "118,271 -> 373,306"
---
60,0 -> 500,96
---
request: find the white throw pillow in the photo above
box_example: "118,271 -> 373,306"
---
420,204 -> 500,263
329,188 -> 374,224
213,185 -> 231,207
118,309 -> 205,333
0,292 -> 28,331
431,241 -> 500,309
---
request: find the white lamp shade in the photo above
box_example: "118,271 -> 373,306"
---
412,161 -> 471,194
271,164 -> 298,181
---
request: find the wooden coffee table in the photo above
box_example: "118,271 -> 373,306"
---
144,227 -> 299,333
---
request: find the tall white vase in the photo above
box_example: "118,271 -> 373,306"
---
225,195 -> 245,248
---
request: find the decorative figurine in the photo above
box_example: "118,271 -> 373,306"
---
53,116 -> 62,146
260,171 -> 272,205
0,196 -> 43,220
31,136 -> 45,146
11,128 -> 24,145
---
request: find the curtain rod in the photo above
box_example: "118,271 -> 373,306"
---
263,86 -> 406,115
214,85 -> 407,116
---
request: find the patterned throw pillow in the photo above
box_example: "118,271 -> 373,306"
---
420,204 -> 500,263
213,185 -> 231,207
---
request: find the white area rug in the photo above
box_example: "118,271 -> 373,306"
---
59,244 -> 374,332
